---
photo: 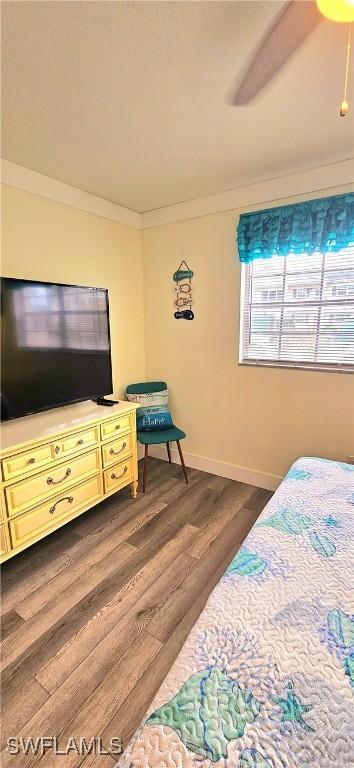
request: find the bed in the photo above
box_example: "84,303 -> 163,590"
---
120,457 -> 354,768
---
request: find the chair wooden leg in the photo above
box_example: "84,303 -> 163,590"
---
166,442 -> 172,463
143,444 -> 149,493
176,440 -> 188,484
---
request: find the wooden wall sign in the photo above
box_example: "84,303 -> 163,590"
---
173,260 -> 194,320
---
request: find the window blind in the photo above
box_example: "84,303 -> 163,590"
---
239,247 -> 354,372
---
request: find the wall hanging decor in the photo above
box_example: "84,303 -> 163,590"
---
173,260 -> 194,320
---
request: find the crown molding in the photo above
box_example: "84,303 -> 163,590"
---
1,160 -> 142,229
141,159 -> 354,228
2,158 -> 353,232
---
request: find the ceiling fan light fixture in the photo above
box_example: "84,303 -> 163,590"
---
316,0 -> 354,23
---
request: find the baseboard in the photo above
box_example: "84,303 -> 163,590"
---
146,444 -> 282,491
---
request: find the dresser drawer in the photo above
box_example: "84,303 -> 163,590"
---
9,475 -> 103,550
58,426 -> 100,457
2,442 -> 57,482
0,523 -> 9,557
6,449 -> 101,516
100,414 -> 131,442
103,457 -> 134,494
102,433 -> 133,468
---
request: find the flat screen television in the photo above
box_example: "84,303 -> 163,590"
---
1,277 -> 113,421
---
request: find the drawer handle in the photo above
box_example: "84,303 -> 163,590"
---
77,438 -> 84,445
111,466 -> 128,481
54,446 -> 60,455
115,424 -> 121,431
49,496 -> 74,514
27,457 -> 36,465
109,442 -> 127,456
47,467 -> 71,485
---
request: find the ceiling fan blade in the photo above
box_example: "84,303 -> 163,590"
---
229,0 -> 322,106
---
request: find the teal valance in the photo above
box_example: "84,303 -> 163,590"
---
237,192 -> 354,263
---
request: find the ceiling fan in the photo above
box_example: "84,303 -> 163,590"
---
230,0 -> 354,115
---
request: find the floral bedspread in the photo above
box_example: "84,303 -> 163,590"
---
119,457 -> 354,768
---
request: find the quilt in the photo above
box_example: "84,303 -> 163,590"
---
120,457 -> 354,768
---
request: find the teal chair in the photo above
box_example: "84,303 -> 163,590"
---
126,381 -> 188,492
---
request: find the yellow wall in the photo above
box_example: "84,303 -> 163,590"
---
2,182 -> 353,486
142,206 -> 354,484
1,184 -> 145,397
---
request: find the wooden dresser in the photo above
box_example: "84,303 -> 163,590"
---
0,400 -> 139,563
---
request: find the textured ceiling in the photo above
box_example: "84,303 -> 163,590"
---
2,1 -> 353,212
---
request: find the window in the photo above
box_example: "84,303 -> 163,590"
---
239,247 -> 354,371
261,289 -> 283,302
331,284 -> 354,298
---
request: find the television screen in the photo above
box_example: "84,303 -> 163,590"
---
1,278 -> 113,421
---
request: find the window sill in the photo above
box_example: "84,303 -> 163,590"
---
238,359 -> 354,374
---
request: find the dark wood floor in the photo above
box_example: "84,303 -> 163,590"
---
0,458 -> 272,767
